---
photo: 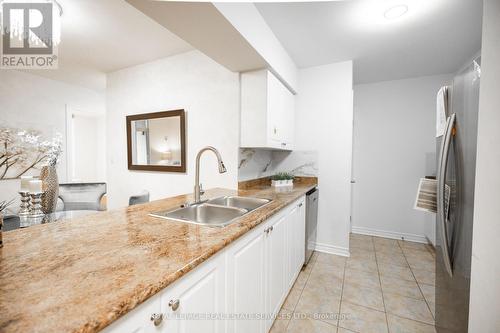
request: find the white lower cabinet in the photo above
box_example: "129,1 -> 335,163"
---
286,205 -> 298,290
101,292 -> 162,333
226,223 -> 267,333
102,252 -> 225,333
292,200 -> 306,281
265,214 -> 288,332
160,252 -> 226,333
102,195 -> 306,333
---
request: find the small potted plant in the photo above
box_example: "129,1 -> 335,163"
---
271,172 -> 295,187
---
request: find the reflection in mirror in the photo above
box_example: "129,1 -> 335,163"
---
131,117 -> 181,166
127,110 -> 186,172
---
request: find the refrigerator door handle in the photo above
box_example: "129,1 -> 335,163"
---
437,113 -> 456,277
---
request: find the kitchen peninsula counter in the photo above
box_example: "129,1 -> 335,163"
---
0,179 -> 317,333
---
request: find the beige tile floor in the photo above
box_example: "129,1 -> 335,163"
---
271,233 -> 436,333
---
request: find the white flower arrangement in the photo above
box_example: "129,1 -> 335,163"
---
0,127 -> 63,180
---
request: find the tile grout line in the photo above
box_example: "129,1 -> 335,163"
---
354,237 -> 437,329
335,253 -> 348,330
308,253 -> 346,329
340,236 -> 391,333
400,241 -> 436,324
375,237 -> 391,333
349,238 -> 435,327
282,251 -> 316,331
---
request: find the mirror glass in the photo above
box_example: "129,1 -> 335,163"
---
127,110 -> 185,172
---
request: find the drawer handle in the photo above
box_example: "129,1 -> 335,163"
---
150,313 -> 163,326
169,299 -> 180,311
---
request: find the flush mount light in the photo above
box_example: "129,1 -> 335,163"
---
384,4 -> 409,20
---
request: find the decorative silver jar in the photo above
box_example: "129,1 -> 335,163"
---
40,165 -> 59,214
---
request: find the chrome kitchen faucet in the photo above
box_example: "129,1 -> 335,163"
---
193,146 -> 226,204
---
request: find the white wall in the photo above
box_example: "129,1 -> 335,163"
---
295,61 -> 353,256
213,3 -> 298,93
469,0 -> 500,330
106,51 -> 239,209
352,74 -> 452,243
0,70 -> 106,210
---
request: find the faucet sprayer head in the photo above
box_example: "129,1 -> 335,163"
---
218,161 -> 227,174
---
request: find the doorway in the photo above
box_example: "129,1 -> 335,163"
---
65,107 -> 105,183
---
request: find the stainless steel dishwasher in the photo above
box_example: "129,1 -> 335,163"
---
304,187 -> 318,265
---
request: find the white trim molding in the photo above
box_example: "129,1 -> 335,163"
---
351,226 -> 428,244
312,241 -> 350,257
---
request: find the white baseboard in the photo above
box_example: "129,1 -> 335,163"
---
351,226 -> 428,244
312,241 -> 350,257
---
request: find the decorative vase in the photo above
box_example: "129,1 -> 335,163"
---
40,165 -> 59,214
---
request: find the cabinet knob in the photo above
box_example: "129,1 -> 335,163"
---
269,226 -> 274,232
264,227 -> 270,234
169,299 -> 180,311
298,203 -> 303,207
150,313 -> 163,326
273,127 -> 277,134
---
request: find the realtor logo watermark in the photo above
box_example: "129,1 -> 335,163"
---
1,0 -> 60,69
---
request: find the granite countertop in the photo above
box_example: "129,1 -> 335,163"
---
0,179 -> 317,333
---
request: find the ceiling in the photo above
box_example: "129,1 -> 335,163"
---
256,0 -> 483,84
28,0 -> 193,90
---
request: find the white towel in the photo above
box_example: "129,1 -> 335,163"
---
436,86 -> 448,137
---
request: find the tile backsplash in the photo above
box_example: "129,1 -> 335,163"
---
238,148 -> 318,181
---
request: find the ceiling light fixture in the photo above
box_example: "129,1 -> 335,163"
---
384,4 -> 409,20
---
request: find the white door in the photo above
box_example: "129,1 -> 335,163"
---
66,107 -> 105,182
161,255 -> 225,333
227,226 -> 266,333
266,215 -> 287,331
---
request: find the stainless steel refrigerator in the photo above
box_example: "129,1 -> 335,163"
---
435,57 -> 481,332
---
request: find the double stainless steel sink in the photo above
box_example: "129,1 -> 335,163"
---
150,196 -> 271,227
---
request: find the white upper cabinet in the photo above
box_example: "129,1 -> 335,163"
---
241,70 -> 295,150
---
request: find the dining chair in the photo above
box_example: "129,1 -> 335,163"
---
58,183 -> 107,211
129,190 -> 150,206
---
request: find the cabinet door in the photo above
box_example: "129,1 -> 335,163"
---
101,294 -> 162,333
286,205 -> 299,289
227,226 -> 266,333
281,87 -> 295,149
286,198 -> 306,290
161,254 -> 225,333
267,71 -> 285,144
266,215 -> 288,330
295,199 -> 306,273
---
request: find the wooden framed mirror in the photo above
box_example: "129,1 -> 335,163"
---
126,109 -> 186,172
